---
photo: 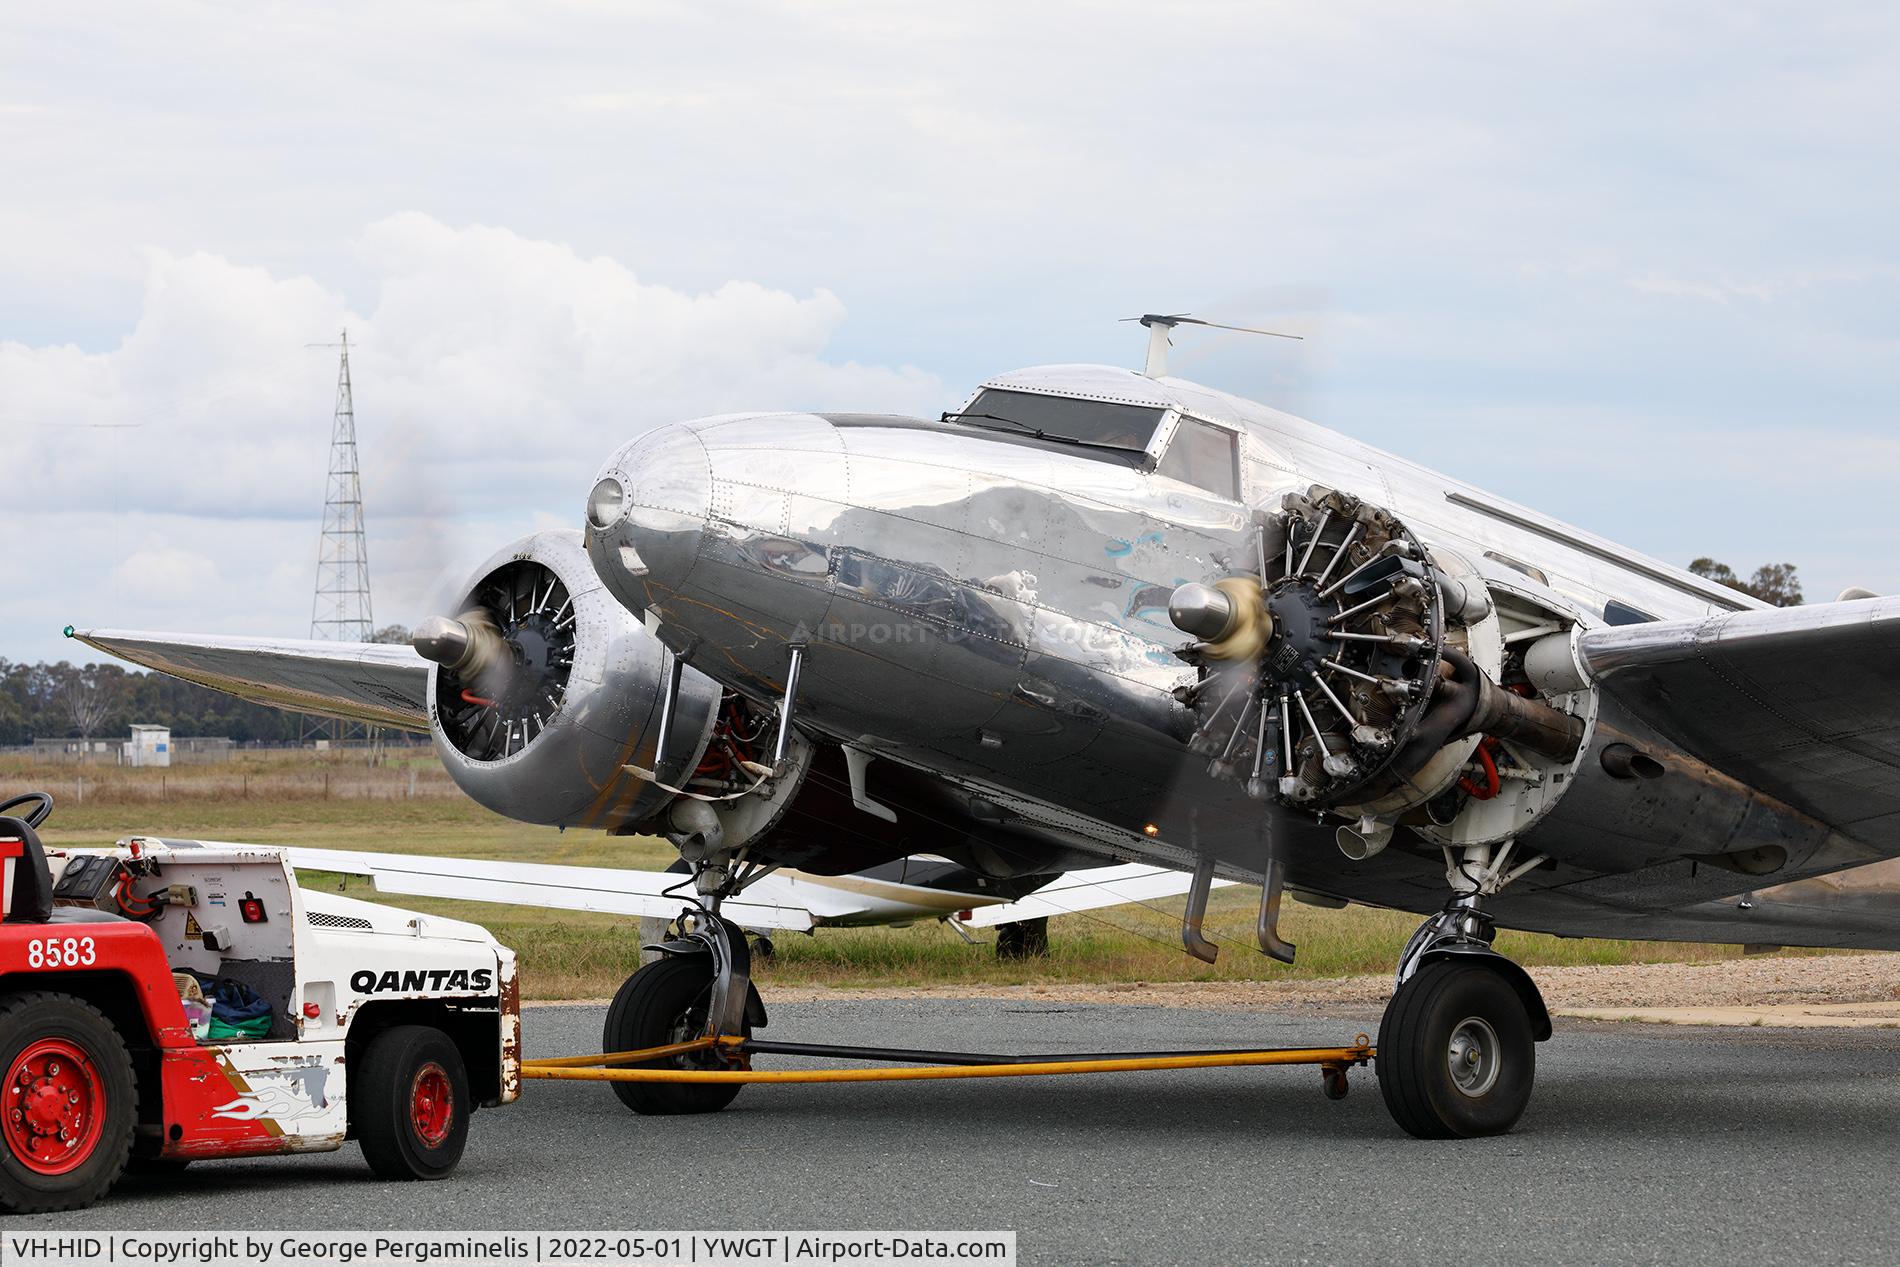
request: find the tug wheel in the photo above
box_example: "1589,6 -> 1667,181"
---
354,1025 -> 470,1180
1377,960 -> 1534,1138
602,957 -> 749,1116
0,992 -> 136,1213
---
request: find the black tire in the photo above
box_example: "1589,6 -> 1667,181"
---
601,957 -> 747,1116
0,991 -> 137,1214
995,917 -> 1051,960
353,1026 -> 470,1180
1378,960 -> 1535,1139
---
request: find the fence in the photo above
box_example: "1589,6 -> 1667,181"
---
0,738 -> 432,767
16,766 -> 463,806
3,743 -> 461,805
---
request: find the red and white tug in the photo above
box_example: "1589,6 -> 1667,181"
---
0,792 -> 520,1214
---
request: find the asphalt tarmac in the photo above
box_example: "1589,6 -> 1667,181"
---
26,997 -> 1900,1265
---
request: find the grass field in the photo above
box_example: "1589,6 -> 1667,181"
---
2,751 -> 1806,999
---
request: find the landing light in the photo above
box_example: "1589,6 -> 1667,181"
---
588,476 -> 626,529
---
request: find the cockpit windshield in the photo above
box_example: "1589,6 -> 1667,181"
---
955,389 -> 1164,453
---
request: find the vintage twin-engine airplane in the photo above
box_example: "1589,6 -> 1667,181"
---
77,319 -> 1900,1138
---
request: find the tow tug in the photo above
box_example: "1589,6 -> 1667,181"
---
0,792 -> 520,1214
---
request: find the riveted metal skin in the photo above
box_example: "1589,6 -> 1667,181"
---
588,399 -> 1266,875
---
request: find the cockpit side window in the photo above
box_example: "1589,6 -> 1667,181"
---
1156,416 -> 1240,500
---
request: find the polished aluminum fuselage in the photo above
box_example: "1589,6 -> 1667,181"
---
587,364 -> 1871,939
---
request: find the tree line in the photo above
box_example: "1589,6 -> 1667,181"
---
0,625 -> 413,746
0,660 -> 308,745
1685,559 -> 1802,606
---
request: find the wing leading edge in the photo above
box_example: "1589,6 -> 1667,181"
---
71,628 -> 431,732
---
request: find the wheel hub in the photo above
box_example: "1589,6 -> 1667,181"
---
5,1039 -> 103,1175
410,1062 -> 454,1148
1446,1016 -> 1501,1098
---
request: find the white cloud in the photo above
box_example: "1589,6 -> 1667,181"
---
5,215 -> 942,660
6,2 -> 1900,657
1627,275 -> 1777,304
107,548 -> 222,601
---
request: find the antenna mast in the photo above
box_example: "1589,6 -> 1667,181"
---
306,330 -> 375,743
1127,313 -> 1303,377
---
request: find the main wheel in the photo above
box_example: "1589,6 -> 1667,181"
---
1377,959 -> 1534,1139
995,917 -> 1050,960
602,956 -> 748,1116
0,992 -> 137,1213
353,1026 -> 470,1180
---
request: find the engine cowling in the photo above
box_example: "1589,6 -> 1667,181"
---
423,530 -> 724,832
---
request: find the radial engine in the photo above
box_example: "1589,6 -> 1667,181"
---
408,530 -> 814,856
1169,485 -> 1595,858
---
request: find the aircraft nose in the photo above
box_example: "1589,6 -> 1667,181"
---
585,424 -> 711,612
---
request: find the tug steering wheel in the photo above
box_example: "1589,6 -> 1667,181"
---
0,792 -> 53,829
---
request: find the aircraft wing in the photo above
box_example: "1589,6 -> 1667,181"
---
70,628 -> 431,732
284,848 -> 1224,937
284,847 -> 817,932
1579,597 -> 1900,847
959,863 -> 1235,927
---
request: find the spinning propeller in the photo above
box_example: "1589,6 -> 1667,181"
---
412,561 -> 577,761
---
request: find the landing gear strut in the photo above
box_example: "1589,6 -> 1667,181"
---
1375,845 -> 1552,1138
601,862 -> 771,1115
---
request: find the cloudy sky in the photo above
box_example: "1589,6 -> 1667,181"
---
5,2 -> 1898,664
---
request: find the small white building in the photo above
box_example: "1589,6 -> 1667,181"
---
124,724 -> 171,768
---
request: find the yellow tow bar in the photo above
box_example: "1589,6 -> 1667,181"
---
520,1034 -> 1374,1094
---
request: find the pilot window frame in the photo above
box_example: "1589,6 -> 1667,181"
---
1150,412 -> 1242,502
955,388 -> 1165,456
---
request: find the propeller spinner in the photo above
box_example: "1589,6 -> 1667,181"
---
416,561 -> 577,761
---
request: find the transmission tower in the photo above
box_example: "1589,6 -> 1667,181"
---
305,330 -> 375,744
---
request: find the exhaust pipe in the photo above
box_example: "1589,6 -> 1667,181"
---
1336,818 -> 1393,861
1434,649 -> 1585,764
1464,674 -> 1586,763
